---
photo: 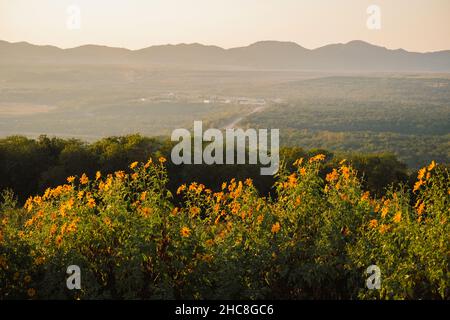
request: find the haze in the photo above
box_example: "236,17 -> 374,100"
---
1,0 -> 450,52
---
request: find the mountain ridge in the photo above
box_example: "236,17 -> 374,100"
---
1,39 -> 449,72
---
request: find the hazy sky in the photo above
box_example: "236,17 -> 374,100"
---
1,0 -> 449,52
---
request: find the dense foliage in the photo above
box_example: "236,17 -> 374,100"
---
0,154 -> 448,300
0,135 -> 411,204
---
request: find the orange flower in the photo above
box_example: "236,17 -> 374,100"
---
180,226 -> 191,238
140,207 -> 152,217
80,173 -> 89,185
361,191 -> 370,201
393,211 -> 402,223
159,157 -> 167,164
190,206 -> 201,217
340,166 -> 350,180
103,217 -> 112,227
176,184 -> 186,195
427,161 -> 436,171
256,214 -> 264,225
369,219 -> 378,228
299,167 -> 307,176
129,161 -> 139,169
293,158 -> 304,166
67,176 -> 76,183
413,180 -> 424,192
55,235 -> 63,246
379,224 -> 390,234
326,169 -> 338,182
287,173 -> 297,187
87,198 -> 96,208
144,158 -> 153,168
309,154 -> 326,163
381,206 -> 389,218
417,202 -> 425,215
115,171 -> 125,179
271,222 -> 281,234
417,167 -> 426,180
27,288 -> 36,298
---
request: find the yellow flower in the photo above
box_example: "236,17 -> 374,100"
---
413,180 -> 424,192
27,288 -> 36,298
190,206 -> 201,217
115,171 -> 125,179
427,161 -> 436,171
340,166 -> 350,180
103,217 -> 112,227
271,222 -> 281,234
144,158 -> 153,168
309,154 -> 326,163
140,191 -> 148,201
381,206 -> 389,218
140,207 -> 152,217
50,224 -> 57,235
417,168 -> 426,180
287,173 -> 297,187
293,158 -> 304,166
87,198 -> 96,208
34,256 -> 45,266
326,169 -> 338,182
77,191 -> 84,200
417,202 -> 425,215
129,161 -> 139,169
95,171 -> 102,181
177,184 -> 186,195
159,156 -> 167,164
393,211 -> 402,223
24,275 -> 32,283
379,224 -> 390,234
55,235 -> 63,246
180,226 -> 191,238
361,191 -> 370,201
369,219 -> 378,228
67,176 -> 76,183
299,167 -> 307,176
80,173 -> 89,185
245,178 -> 253,186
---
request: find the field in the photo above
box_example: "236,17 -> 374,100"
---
0,155 -> 448,299
1,64 -> 449,167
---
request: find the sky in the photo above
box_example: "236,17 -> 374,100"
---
0,0 -> 449,52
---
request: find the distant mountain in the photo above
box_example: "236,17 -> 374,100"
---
1,39 -> 449,72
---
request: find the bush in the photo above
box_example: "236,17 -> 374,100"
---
0,156 -> 448,299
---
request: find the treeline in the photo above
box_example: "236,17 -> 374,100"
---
0,134 -> 416,202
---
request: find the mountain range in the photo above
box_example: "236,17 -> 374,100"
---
1,39 -> 450,72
